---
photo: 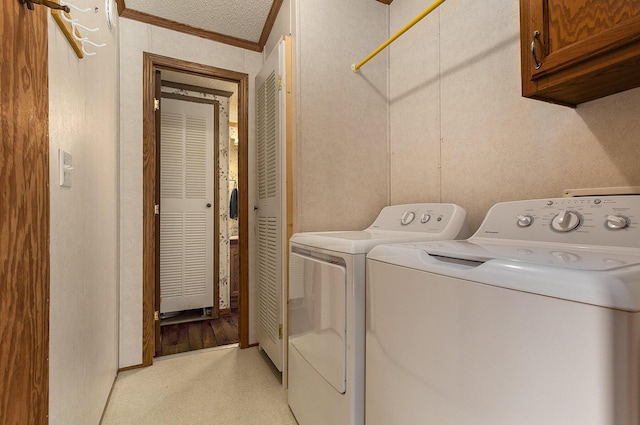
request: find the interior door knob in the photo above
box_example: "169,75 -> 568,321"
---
206,203 -> 212,208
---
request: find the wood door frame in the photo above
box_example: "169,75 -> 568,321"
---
153,69 -> 162,356
143,52 -> 249,366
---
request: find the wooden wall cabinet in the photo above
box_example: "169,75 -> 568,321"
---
520,0 -> 640,107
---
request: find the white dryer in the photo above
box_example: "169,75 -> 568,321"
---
287,203 -> 469,425
366,196 -> 640,425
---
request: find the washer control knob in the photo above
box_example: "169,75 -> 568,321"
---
516,214 -> 533,227
400,211 -> 416,225
420,214 -> 431,224
551,210 -> 581,232
605,215 -> 628,230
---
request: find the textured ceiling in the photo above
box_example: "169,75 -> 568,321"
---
123,0 -> 276,43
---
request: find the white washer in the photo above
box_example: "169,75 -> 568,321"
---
287,203 -> 469,425
366,196 -> 640,425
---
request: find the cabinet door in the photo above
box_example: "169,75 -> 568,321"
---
520,0 -> 640,106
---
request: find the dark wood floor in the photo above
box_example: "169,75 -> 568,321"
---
158,310 -> 239,357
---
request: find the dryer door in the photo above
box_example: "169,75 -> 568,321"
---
289,251 -> 347,393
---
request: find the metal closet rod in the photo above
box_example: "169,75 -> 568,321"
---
352,0 -> 447,72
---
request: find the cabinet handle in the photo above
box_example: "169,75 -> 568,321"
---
530,30 -> 542,70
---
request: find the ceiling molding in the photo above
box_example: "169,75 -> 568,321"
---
120,7 -> 263,52
117,1 -> 287,53
258,0 -> 284,50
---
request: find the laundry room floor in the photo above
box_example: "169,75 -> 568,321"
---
101,345 -> 298,425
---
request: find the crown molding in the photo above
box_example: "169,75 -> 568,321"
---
120,8 -> 263,52
118,1 -> 287,53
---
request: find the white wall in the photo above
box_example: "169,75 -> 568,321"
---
389,0 -> 640,231
118,19 -> 263,367
293,0 -> 390,232
48,1 -> 120,423
270,0 -> 639,235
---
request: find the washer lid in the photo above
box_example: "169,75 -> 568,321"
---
367,241 -> 640,311
291,203 -> 469,254
290,203 -> 469,254
399,240 -> 640,272
290,230 -> 458,254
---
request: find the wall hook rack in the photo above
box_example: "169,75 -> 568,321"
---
19,0 -> 70,13
55,0 -> 105,58
19,0 -> 105,59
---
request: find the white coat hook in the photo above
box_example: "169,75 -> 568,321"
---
78,37 -> 106,56
60,11 -> 99,33
80,43 -> 97,56
59,0 -> 91,13
51,0 -> 107,59
72,21 -> 100,32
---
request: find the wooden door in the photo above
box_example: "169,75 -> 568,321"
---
0,3 -> 50,424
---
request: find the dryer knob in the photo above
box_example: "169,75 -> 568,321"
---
605,215 -> 628,230
400,211 -> 416,225
420,214 -> 431,224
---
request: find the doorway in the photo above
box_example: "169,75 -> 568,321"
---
142,52 -> 249,366
157,74 -> 237,356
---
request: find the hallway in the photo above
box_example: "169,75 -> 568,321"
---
101,346 -> 297,425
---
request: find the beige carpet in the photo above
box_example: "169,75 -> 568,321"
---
101,345 -> 298,425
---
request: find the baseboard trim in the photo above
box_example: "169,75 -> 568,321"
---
118,363 -> 144,372
99,373 -> 119,424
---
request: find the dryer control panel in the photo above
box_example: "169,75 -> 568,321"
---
474,196 -> 640,249
368,203 -> 469,237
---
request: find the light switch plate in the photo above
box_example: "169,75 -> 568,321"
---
59,149 -> 72,188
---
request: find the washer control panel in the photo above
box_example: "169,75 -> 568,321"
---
474,196 -> 640,248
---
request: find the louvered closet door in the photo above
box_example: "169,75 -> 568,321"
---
160,98 -> 214,313
256,40 -> 287,371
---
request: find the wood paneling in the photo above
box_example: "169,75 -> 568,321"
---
1,3 -> 50,425
143,53 -> 250,366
